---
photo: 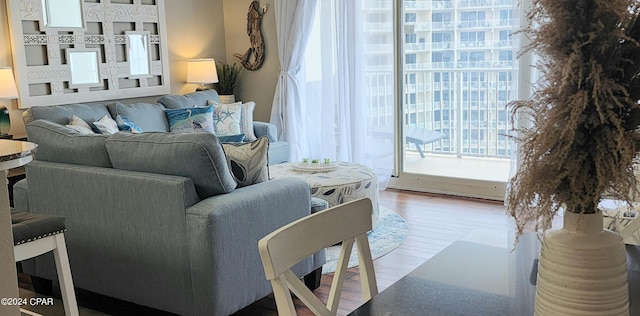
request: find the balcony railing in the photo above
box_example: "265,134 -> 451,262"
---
367,69 -> 516,158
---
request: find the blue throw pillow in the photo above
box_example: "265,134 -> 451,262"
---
218,134 -> 245,143
164,106 -> 215,134
115,115 -> 144,133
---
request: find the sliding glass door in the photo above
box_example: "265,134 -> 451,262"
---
301,0 -> 530,199
388,0 -> 526,200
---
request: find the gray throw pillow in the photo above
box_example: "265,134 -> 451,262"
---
105,132 -> 236,199
157,90 -> 221,109
222,137 -> 269,188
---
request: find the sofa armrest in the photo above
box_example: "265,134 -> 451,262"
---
253,121 -> 278,142
13,179 -> 29,211
185,177 -> 318,315
22,160 -> 201,314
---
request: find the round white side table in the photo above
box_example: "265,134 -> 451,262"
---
0,140 -> 37,316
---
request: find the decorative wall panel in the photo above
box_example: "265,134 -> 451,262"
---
6,0 -> 170,108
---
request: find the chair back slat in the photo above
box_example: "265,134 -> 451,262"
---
258,198 -> 378,316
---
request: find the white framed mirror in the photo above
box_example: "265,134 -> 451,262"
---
40,0 -> 84,29
67,48 -> 102,88
126,31 -> 152,78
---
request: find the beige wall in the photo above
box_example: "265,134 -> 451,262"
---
0,0 -> 227,136
223,0 -> 279,122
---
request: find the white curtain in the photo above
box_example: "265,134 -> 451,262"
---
270,0 -> 318,162
273,0 -> 394,187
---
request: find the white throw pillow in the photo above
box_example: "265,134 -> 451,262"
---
211,102 -> 242,136
66,115 -> 95,134
208,100 -> 257,141
92,115 -> 119,134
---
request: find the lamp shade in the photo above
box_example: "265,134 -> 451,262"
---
0,67 -> 18,99
186,58 -> 218,84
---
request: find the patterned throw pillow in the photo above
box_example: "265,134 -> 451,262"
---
208,100 -> 257,140
66,115 -> 95,134
211,102 -> 242,136
221,136 -> 269,188
115,115 -> 144,133
92,115 -> 119,134
164,106 -> 215,134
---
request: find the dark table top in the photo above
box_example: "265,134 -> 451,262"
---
349,230 -> 640,316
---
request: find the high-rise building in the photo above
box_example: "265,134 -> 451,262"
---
365,0 -> 518,158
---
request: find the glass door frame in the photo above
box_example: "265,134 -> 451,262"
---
387,0 -> 533,201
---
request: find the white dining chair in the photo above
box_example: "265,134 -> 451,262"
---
258,198 -> 378,316
12,209 -> 79,316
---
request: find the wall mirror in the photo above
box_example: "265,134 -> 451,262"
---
40,0 -> 84,29
67,49 -> 101,88
5,0 -> 170,108
126,31 -> 151,78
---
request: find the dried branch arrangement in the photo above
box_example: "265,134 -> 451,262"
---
508,0 -> 640,235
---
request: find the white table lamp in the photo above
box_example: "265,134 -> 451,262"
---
186,58 -> 218,91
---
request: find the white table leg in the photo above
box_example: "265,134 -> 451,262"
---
0,169 -> 20,315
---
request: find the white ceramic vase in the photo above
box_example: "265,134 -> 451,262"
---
535,211 -> 629,316
218,95 -> 236,104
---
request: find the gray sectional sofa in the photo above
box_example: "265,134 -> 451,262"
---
12,91 -> 323,316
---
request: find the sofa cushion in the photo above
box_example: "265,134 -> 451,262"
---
165,106 -> 216,134
23,103 -> 111,126
157,89 -> 221,109
26,120 -> 112,168
107,102 -> 169,132
105,132 -> 236,199
222,137 -> 269,188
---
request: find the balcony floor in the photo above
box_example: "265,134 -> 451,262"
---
403,152 -> 512,183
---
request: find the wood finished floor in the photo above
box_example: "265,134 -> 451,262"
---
19,189 -> 513,316
233,189 -> 511,316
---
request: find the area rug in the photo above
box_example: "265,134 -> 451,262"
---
322,206 -> 409,274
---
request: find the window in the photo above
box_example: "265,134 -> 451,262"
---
499,51 -> 513,61
459,52 -> 485,61
499,30 -> 512,41
499,72 -> 512,81
432,32 -> 452,42
406,33 -> 417,43
408,93 -> 416,104
432,12 -> 452,22
500,10 -> 512,20
406,73 -> 416,84
460,32 -> 485,42
405,53 -> 417,64
405,13 -> 416,23
432,51 -> 452,62
460,11 -> 485,27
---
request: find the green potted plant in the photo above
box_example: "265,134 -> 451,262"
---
508,0 -> 640,314
214,61 -> 242,104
